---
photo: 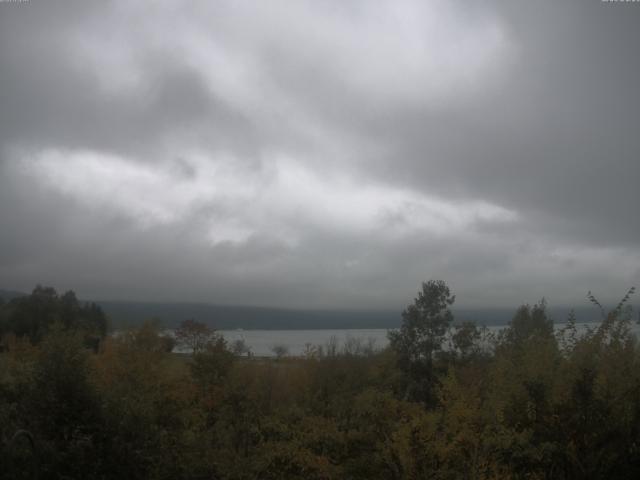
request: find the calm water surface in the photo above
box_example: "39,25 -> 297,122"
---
213,322 -> 640,357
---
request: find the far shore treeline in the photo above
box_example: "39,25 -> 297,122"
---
1,281 -> 640,479
0,288 -> 612,330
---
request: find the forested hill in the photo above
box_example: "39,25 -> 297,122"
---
99,301 -> 400,330
0,289 -> 27,302
97,301 -> 606,330
0,289 -> 611,329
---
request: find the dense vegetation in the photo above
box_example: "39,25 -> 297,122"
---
1,282 -> 639,479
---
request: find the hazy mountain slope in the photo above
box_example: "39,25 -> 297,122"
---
97,301 -> 608,330
0,289 -> 27,301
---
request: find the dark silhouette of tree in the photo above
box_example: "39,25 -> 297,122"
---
502,299 -> 553,346
451,321 -> 482,359
0,285 -> 107,344
174,318 -> 215,354
231,338 -> 251,357
271,344 -> 289,359
388,279 -> 455,404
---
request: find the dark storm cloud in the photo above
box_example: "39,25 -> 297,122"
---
0,0 -> 638,309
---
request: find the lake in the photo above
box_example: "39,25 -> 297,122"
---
211,321 -> 640,357
217,328 -> 388,357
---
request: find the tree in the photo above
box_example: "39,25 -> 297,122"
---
271,344 -> 289,359
451,321 -> 482,359
502,299 -> 553,347
120,319 -> 175,353
1,286 -> 108,345
231,338 -> 252,357
24,327 -> 104,478
389,280 -> 455,363
191,336 -> 235,388
59,290 -> 108,348
388,280 -> 455,404
174,319 -> 215,354
7,285 -> 59,343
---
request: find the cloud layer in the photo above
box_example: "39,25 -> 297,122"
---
1,0 -> 639,309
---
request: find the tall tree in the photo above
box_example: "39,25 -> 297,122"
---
388,280 -> 455,404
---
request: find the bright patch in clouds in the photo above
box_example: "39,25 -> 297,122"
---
18,149 -> 517,245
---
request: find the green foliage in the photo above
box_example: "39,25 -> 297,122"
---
388,280 -> 455,404
116,318 -> 175,353
389,280 -> 455,363
191,335 -> 235,389
502,299 -> 554,347
451,321 -> 484,360
174,318 -> 215,354
0,285 -> 108,345
1,283 -> 640,479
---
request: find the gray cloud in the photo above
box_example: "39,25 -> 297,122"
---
1,0 -> 639,310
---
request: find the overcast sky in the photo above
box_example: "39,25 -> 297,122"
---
1,0 -> 639,310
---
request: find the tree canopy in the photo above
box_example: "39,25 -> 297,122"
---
0,285 -> 107,345
2,282 -> 640,479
